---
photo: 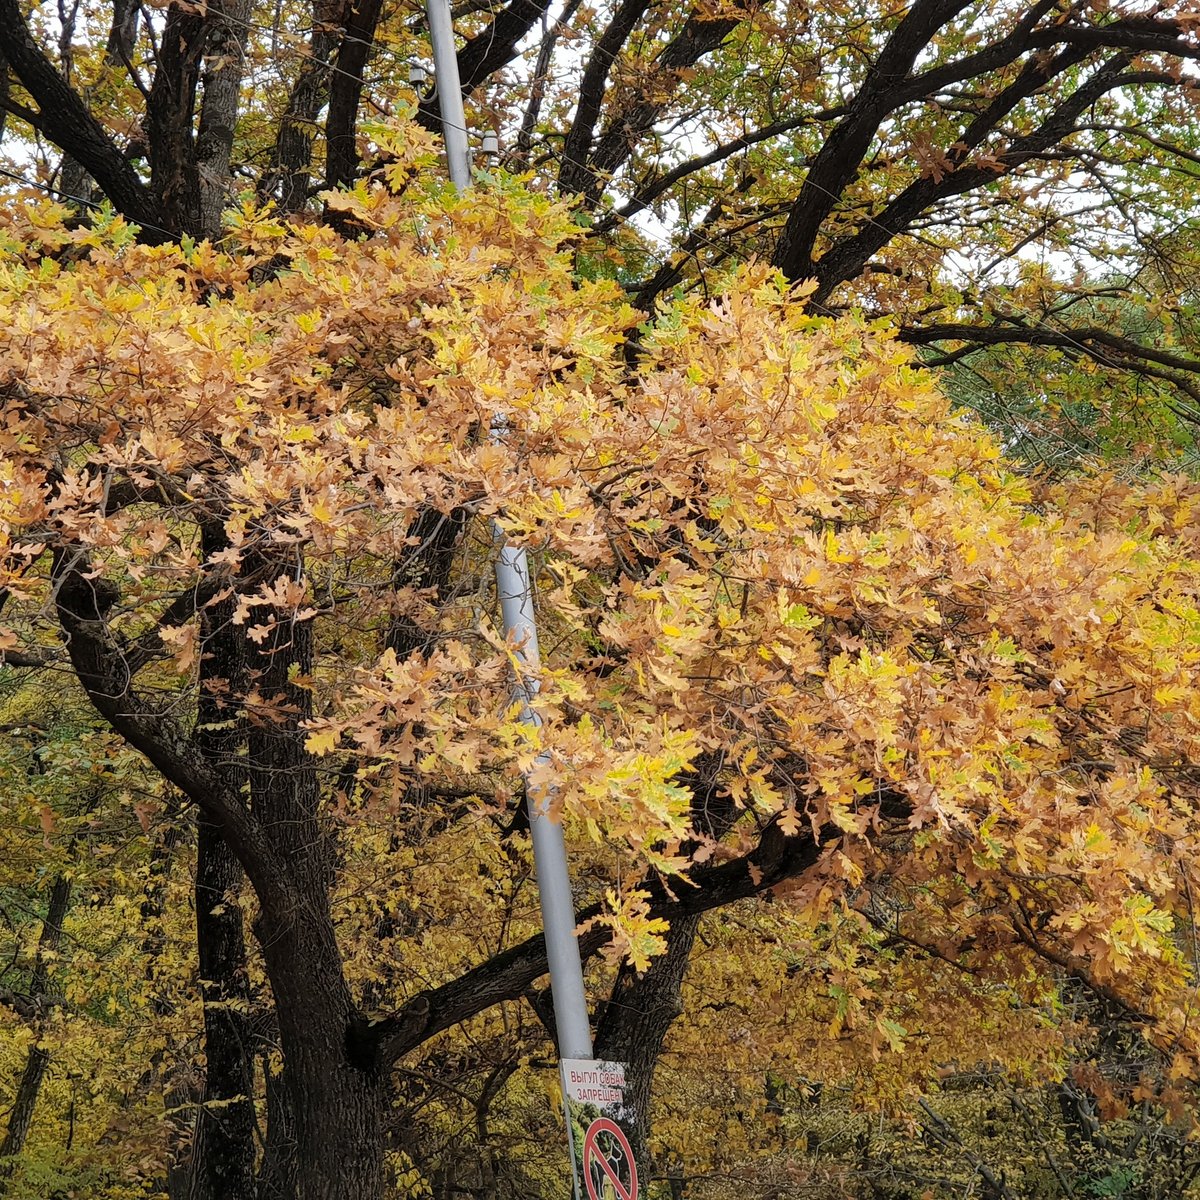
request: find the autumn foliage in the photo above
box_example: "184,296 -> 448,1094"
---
1,126 -> 1199,1197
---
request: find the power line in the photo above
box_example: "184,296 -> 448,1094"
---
0,164 -> 183,243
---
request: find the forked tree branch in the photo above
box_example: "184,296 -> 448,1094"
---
0,0 -> 168,237
375,809 -> 838,1063
51,552 -> 289,903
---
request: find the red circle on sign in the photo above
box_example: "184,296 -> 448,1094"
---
582,1117 -> 638,1200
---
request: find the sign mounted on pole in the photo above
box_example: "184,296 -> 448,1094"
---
560,1059 -> 640,1200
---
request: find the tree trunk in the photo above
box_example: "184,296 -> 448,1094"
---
145,1 -> 206,234
324,0 -> 384,193
594,912 -> 701,1167
285,1045 -> 386,1200
188,820 -> 256,1200
592,763 -> 734,1166
135,824 -> 194,1200
244,559 -> 387,1200
0,1045 -> 50,1187
0,875 -> 72,1189
267,0 -> 342,212
194,0 -> 252,240
189,527 -> 257,1200
255,909 -> 387,1200
257,1053 -> 297,1200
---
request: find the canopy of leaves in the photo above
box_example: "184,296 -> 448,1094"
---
0,139 -> 1198,1195
4,0 -> 1200,441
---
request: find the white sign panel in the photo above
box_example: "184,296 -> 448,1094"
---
559,1059 -> 639,1200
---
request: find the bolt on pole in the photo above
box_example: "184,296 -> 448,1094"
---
424,0 -> 594,1063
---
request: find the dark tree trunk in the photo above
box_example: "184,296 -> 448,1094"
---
145,1 -> 207,234
188,529 -> 257,1200
188,819 -> 256,1200
594,912 -> 701,1167
267,0 -> 343,212
0,1046 -> 50,1188
252,897 -> 387,1200
592,761 -> 733,1169
0,44 -> 8,143
194,0 -> 253,240
244,561 -> 387,1200
135,825 -> 195,1200
257,1054 -> 298,1200
324,0 -> 385,193
0,875 -> 72,1189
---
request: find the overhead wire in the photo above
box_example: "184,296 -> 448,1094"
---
0,164 -> 184,243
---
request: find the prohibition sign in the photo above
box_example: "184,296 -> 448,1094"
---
582,1117 -> 638,1200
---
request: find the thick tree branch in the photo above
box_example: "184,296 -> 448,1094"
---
52,555 -> 289,902
0,985 -> 64,1022
120,574 -> 232,677
771,0 -> 977,280
416,0 -> 556,133
1037,15 -> 1200,61
514,0 -> 584,162
889,0 -> 1099,110
376,809 -> 840,1063
457,0 -> 552,93
806,54 -> 1143,302
557,0 -> 653,196
1009,919 -> 1156,1029
580,9 -> 748,207
910,321 -> 1200,414
769,6 -> 1200,288
904,322 -> 1200,378
0,0 -> 168,238
0,648 -> 56,669
326,0 -> 386,193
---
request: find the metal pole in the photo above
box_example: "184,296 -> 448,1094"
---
425,0 -> 594,1063
424,0 -> 472,191
494,545 -> 594,1060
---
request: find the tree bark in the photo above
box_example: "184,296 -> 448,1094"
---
188,818 -> 256,1200
257,1053 -> 298,1200
146,1 -> 207,235
53,547 -> 389,1199
188,528 -> 256,1200
251,892 -> 387,1200
592,762 -> 742,1167
0,875 -> 72,1189
267,0 -> 343,212
594,913 -> 701,1167
325,0 -> 385,194
242,562 -> 386,1200
195,0 -> 253,240
770,0 -> 976,282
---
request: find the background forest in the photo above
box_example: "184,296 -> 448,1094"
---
2,1 -> 1200,1198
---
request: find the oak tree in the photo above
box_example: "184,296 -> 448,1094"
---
0,138 -> 1198,1197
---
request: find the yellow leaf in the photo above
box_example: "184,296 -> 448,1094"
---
305,728 -> 340,756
